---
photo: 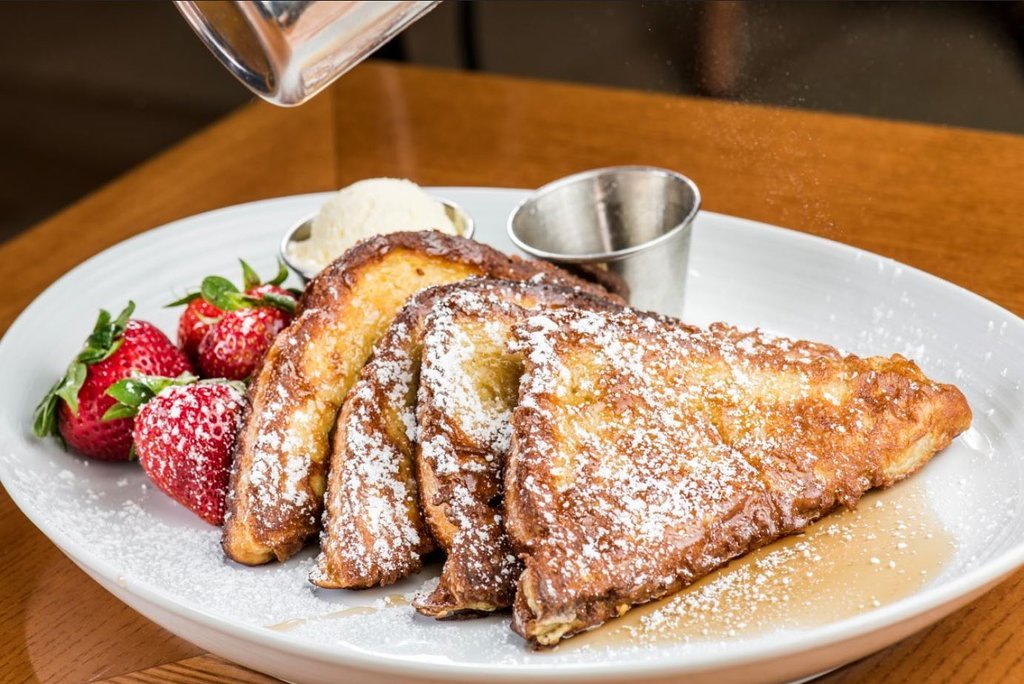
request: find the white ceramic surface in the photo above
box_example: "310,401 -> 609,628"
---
1,189 -> 1022,684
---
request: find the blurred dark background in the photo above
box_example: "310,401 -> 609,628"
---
1,1 -> 1021,243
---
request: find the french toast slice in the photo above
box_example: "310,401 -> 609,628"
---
222,231 -> 616,566
504,309 -> 972,646
311,279 -> 620,589
412,287 -> 619,617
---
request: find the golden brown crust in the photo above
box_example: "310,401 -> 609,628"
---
311,279 -> 620,589
411,285 -> 620,617
223,231 -> 618,566
298,231 -> 616,314
504,310 -> 972,646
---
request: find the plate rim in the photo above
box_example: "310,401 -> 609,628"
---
2,188 -> 1023,680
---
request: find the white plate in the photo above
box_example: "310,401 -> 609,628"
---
1,189 -> 1022,684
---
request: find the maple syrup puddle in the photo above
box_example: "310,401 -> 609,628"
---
562,478 -> 953,650
266,594 -> 409,632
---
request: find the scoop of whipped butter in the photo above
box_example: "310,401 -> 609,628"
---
287,178 -> 458,274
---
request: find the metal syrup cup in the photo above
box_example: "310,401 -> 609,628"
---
507,166 -> 701,316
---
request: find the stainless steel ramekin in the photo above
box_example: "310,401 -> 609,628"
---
507,166 -> 701,316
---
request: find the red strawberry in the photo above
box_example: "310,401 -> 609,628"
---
168,259 -> 299,377
197,306 -> 292,380
33,302 -> 192,461
120,379 -> 246,525
177,297 -> 223,364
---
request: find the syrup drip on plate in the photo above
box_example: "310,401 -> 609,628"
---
266,594 -> 409,632
564,478 -> 953,649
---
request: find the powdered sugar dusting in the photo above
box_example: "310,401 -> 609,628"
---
134,383 -> 245,525
313,289 -> 433,586
419,291 -> 524,474
414,289 -> 532,612
507,308 -> 972,640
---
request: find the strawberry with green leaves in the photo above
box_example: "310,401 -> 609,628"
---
106,374 -> 246,525
33,302 -> 192,461
169,260 -> 299,380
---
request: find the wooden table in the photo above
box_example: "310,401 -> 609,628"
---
1,62 -> 1022,683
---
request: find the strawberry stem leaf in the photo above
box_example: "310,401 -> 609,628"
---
263,292 -> 296,314
241,291 -> 296,314
165,291 -> 201,307
170,259 -> 292,310
200,276 -> 246,311
102,372 -> 199,421
101,403 -> 138,422
239,259 -> 261,291
55,361 -> 87,414
267,259 -> 289,287
105,377 -> 156,408
33,378 -> 65,439
78,302 -> 133,365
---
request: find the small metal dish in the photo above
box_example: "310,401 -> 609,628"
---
280,198 -> 476,282
507,166 -> 701,316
